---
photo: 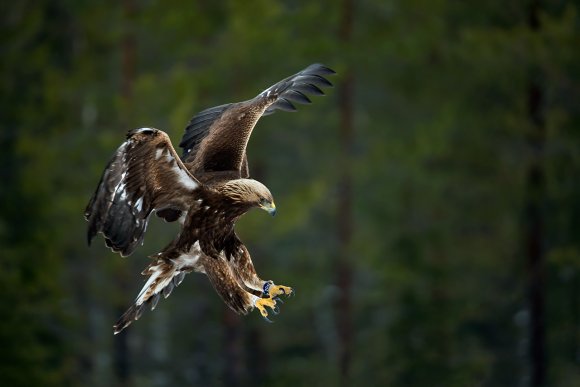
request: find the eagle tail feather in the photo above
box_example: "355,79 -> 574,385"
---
113,254 -> 194,334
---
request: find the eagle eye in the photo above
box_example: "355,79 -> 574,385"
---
259,198 -> 269,205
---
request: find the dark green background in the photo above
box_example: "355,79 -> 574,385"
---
1,1 -> 579,386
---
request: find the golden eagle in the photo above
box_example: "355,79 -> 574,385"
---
85,64 -> 335,334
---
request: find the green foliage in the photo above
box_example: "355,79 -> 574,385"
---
1,1 -> 579,386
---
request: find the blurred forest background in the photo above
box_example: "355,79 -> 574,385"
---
1,0 -> 580,386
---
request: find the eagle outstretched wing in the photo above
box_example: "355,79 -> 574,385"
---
179,63 -> 335,176
85,128 -> 200,257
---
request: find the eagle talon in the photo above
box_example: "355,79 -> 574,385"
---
254,296 -> 278,321
268,284 -> 293,298
274,296 -> 283,304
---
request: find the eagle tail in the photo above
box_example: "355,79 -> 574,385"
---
260,63 -> 335,116
113,253 -> 195,334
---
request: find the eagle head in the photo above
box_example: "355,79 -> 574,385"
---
222,179 -> 276,216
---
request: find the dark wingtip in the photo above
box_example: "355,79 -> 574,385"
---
308,63 -> 336,75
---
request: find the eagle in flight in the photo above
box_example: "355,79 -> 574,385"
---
85,64 -> 335,334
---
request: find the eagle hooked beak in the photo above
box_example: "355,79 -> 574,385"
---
261,201 -> 277,217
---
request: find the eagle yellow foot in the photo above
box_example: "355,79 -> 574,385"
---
269,284 -> 293,297
254,296 -> 279,322
263,281 -> 293,298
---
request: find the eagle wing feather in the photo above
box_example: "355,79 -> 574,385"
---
179,63 -> 334,176
85,128 -> 201,257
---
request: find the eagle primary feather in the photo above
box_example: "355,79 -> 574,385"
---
179,63 -> 335,175
85,64 -> 334,333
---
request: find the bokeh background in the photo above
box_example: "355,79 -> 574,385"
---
2,1 -> 580,386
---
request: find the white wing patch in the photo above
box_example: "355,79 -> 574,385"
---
173,164 -> 198,190
118,182 -> 128,201
134,197 -> 144,212
161,149 -> 198,190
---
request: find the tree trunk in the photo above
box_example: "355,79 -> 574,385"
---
222,309 -> 244,386
336,0 -> 354,384
525,1 -> 546,386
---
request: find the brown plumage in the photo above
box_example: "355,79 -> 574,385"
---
84,64 -> 335,334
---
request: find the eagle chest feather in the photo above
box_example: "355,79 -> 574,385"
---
182,189 -> 248,260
